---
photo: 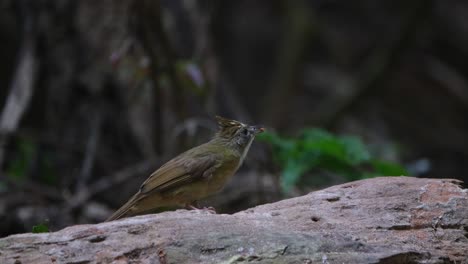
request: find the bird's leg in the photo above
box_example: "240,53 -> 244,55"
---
188,200 -> 200,210
185,201 -> 216,214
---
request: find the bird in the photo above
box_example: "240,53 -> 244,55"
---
106,115 -> 264,221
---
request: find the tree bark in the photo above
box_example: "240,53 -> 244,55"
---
1,177 -> 467,264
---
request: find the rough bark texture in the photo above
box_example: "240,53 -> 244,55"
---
1,177 -> 467,264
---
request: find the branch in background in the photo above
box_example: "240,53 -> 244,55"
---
75,112 -> 102,193
0,0 -> 37,168
172,117 -> 214,139
0,46 -> 35,134
0,172 -> 62,201
184,0 -> 216,113
135,0 -> 187,119
184,1 -> 252,122
317,0 -> 432,128
261,0 -> 312,128
66,159 -> 157,211
184,0 -> 252,122
425,56 -> 468,108
218,82 -> 252,122
130,1 -> 166,155
149,2 -> 187,121
131,0 -> 191,154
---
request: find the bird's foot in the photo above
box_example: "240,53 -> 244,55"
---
186,204 -> 217,214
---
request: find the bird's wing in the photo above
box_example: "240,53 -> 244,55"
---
139,152 -> 219,194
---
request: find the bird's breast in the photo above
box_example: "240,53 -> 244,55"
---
208,156 -> 240,191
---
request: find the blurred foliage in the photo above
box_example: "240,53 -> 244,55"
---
32,222 -> 49,233
6,139 -> 36,182
6,139 -> 57,185
258,129 -> 408,193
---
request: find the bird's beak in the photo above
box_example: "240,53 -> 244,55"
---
250,125 -> 265,134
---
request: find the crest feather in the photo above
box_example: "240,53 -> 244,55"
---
215,116 -> 243,129
215,115 -> 244,138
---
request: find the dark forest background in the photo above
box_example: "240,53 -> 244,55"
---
1,0 -> 468,237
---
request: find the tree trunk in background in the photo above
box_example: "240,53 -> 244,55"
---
1,177 -> 466,263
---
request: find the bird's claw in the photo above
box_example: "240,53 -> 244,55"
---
187,204 -> 217,214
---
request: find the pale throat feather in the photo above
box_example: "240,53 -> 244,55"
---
214,121 -> 255,169
238,136 -> 255,166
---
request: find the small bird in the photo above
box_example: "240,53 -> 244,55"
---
106,116 -> 264,221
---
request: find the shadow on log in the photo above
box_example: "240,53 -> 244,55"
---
1,177 -> 467,263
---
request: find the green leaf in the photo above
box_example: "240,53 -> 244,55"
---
300,128 -> 333,141
339,136 -> 371,164
257,131 -> 296,165
259,128 -> 407,193
371,160 -> 408,176
32,223 -> 49,233
280,159 -> 309,192
39,153 -> 58,185
7,139 -> 37,181
258,131 -> 294,150
303,138 -> 347,163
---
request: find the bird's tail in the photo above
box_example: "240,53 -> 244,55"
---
105,193 -> 140,222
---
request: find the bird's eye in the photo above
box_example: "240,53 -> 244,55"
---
241,129 -> 249,136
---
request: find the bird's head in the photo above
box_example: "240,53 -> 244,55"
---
214,115 -> 264,149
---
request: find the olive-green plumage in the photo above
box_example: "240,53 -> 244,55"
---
106,116 -> 263,221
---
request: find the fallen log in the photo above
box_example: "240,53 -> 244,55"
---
1,177 -> 467,263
